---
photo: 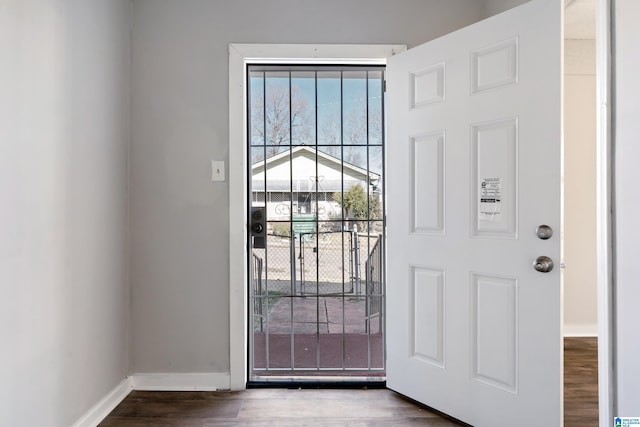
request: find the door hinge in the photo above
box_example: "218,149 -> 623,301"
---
383,80 -> 387,92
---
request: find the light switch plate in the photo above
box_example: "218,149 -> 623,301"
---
211,160 -> 225,182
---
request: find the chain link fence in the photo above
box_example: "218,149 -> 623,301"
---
253,230 -> 381,296
252,228 -> 383,332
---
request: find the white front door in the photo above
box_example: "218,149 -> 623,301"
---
386,1 -> 562,426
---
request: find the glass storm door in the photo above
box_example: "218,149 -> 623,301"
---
248,66 -> 386,380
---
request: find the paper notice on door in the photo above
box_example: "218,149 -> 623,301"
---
480,177 -> 502,218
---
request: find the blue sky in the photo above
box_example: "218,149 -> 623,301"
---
249,70 -> 383,147
249,69 -> 384,176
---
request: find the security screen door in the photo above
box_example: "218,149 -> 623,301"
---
386,1 -> 562,426
248,66 -> 385,379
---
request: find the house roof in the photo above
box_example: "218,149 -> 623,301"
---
251,145 -> 380,181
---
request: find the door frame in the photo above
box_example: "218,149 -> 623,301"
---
595,0 -> 614,424
227,22 -> 615,420
228,44 -> 406,390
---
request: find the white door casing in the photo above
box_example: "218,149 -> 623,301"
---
386,1 -> 562,426
228,44 -> 406,390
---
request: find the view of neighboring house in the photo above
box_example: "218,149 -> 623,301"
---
251,145 -> 381,226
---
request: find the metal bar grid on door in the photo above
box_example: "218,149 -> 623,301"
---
247,65 -> 386,378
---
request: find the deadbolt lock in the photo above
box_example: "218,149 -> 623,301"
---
536,225 -> 553,240
250,206 -> 266,249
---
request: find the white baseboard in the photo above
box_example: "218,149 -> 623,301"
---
564,324 -> 598,337
72,373 -> 231,426
71,377 -> 133,427
130,372 -> 231,391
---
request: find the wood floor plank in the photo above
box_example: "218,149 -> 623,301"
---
101,338 -> 597,426
564,337 -> 598,427
101,417 -> 459,427
99,389 -> 460,426
236,397 -> 445,420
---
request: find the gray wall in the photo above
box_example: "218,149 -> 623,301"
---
0,0 -> 131,425
481,0 -> 529,16
130,0 -> 489,374
614,0 -> 640,415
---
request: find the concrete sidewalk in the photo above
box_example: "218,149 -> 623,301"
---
263,296 -> 380,335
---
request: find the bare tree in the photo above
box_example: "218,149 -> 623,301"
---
251,79 -> 383,168
318,110 -> 341,159
251,83 -> 311,158
318,97 -> 381,167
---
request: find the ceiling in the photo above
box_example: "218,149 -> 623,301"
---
565,0 -> 596,39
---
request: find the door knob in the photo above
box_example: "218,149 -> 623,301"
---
533,256 -> 554,273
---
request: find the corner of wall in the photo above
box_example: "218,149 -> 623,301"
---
71,378 -> 133,427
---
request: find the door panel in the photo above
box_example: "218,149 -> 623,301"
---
386,1 -> 562,425
410,131 -> 445,235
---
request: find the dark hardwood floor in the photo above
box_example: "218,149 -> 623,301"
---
100,389 -> 460,426
564,337 -> 599,426
101,338 -> 597,426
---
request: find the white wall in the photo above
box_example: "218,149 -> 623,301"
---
563,28 -> 598,333
130,0 -> 486,375
613,0 -> 640,415
0,1 -> 131,425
